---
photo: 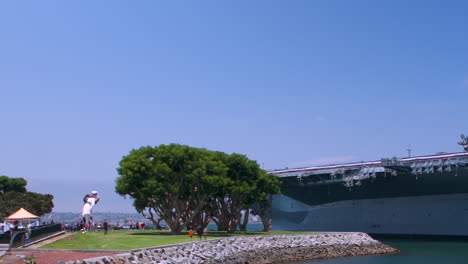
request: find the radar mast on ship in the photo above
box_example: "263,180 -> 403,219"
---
459,134 -> 468,151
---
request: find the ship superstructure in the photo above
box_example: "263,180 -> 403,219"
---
270,151 -> 468,236
459,134 -> 468,151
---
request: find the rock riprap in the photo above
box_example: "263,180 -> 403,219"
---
61,232 -> 399,264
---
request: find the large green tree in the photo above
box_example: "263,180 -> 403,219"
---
0,176 -> 27,194
0,176 -> 54,220
0,192 -> 54,218
209,153 -> 263,233
116,144 -> 229,234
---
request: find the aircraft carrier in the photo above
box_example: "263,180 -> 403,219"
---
270,137 -> 468,236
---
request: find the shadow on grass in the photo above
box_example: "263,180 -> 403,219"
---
128,231 -> 269,237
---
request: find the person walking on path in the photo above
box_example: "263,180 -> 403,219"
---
24,227 -> 31,244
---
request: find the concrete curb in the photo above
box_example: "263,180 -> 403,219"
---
10,248 -> 129,253
18,231 -> 67,249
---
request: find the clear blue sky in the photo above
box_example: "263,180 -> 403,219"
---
1,0 -> 467,212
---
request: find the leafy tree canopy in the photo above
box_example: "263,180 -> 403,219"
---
209,152 -> 265,232
0,176 -> 54,220
116,144 -> 230,234
0,192 -> 54,218
0,175 -> 27,194
115,144 -> 281,234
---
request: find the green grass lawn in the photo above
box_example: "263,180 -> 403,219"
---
41,230 -> 317,250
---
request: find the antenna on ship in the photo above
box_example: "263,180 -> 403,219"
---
459,134 -> 468,151
406,145 -> 412,157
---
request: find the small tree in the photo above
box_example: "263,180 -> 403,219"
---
210,153 -> 263,233
252,172 -> 281,232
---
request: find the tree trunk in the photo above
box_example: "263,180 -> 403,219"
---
227,216 -> 239,233
165,218 -> 184,234
216,215 -> 231,231
141,208 -> 165,230
257,194 -> 273,232
267,194 -> 273,232
239,208 -> 250,231
191,211 -> 211,230
215,208 -> 240,233
155,218 -> 163,230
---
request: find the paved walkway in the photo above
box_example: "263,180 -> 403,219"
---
25,232 -> 72,249
0,233 -> 123,264
0,231 -> 70,260
0,243 -> 9,258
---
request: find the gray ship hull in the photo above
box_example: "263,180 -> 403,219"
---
270,152 -> 468,236
272,193 -> 468,236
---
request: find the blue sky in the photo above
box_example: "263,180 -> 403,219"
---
1,0 -> 467,213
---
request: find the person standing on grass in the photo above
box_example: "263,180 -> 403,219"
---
196,226 -> 203,240
82,201 -> 92,231
103,220 -> 109,234
188,229 -> 194,241
82,190 -> 100,232
203,227 -> 208,240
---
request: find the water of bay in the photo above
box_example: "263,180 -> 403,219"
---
296,240 -> 468,264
